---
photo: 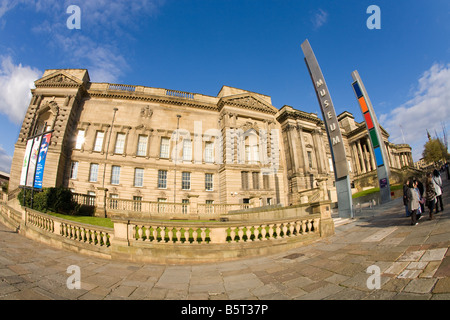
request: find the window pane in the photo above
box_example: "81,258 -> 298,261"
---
93,131 -> 104,152
160,137 -> 170,158
70,162 -> 78,179
134,168 -> 144,187
205,142 -> 214,163
183,139 -> 192,161
114,133 -> 126,154
89,164 -> 99,182
241,171 -> 249,190
158,170 -> 167,188
137,135 -> 148,156
252,172 -> 259,190
205,173 -> 213,191
182,172 -> 190,190
111,166 -> 121,185
75,130 -> 85,149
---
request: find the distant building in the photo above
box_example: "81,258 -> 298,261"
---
9,69 -> 414,214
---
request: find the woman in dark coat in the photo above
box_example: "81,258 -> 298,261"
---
425,173 -> 437,220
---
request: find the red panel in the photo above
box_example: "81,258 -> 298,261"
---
364,112 -> 374,129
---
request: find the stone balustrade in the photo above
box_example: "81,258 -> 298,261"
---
0,199 -> 333,264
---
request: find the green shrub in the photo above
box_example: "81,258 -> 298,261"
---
18,187 -> 77,214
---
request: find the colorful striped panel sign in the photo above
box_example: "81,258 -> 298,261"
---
374,146 -> 384,167
364,112 -> 374,129
369,129 -> 379,147
358,97 -> 369,114
352,82 -> 363,98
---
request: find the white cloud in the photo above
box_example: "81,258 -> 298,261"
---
0,56 -> 41,124
0,145 -> 12,173
380,63 -> 450,162
311,9 -> 328,29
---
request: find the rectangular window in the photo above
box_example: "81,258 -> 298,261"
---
252,172 -> 259,190
93,131 -> 105,152
181,172 -> 190,190
157,198 -> 167,213
114,133 -> 126,154
87,191 -> 96,206
160,137 -> 170,158
133,196 -> 142,212
241,171 -> 249,190
205,142 -> 214,163
111,165 -> 121,185
70,161 -> 79,179
158,170 -> 167,188
75,129 -> 85,149
134,168 -> 144,187
137,135 -> 148,157
206,199 -> 214,214
109,194 -> 118,210
89,163 -> 99,182
307,151 -> 313,168
263,174 -> 270,190
182,199 -> 189,214
182,139 -> 192,161
205,173 -> 213,191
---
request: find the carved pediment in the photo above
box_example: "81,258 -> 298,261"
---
35,71 -> 83,87
218,93 -> 278,115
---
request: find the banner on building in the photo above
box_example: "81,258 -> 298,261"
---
19,139 -> 34,186
25,135 -> 42,188
33,133 -> 52,189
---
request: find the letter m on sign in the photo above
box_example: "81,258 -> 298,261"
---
332,136 -> 341,146
316,79 -> 324,88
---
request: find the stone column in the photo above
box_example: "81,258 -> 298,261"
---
352,143 -> 361,174
357,140 -> 366,173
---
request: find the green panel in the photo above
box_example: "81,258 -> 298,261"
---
369,129 -> 379,147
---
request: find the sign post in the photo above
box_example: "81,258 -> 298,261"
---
351,70 -> 391,204
301,39 -> 353,218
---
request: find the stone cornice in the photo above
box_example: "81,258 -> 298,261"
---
87,90 -> 219,112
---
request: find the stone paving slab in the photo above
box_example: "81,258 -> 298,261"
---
1,180 -> 450,301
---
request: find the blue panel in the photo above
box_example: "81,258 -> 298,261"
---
374,147 -> 384,167
352,81 -> 363,98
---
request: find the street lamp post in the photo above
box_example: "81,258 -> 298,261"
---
174,115 -> 181,208
100,107 -> 118,217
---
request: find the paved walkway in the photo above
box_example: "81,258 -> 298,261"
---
1,180 -> 450,301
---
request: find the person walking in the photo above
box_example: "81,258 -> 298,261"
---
406,180 -> 419,225
433,169 -> 444,212
403,179 -> 410,217
414,179 -> 424,220
425,172 -> 437,220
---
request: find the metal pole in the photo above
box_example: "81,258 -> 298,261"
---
102,107 -> 118,189
174,115 -> 181,208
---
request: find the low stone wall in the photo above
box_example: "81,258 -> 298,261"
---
0,200 -> 334,265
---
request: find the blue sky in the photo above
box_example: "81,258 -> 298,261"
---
0,0 -> 449,173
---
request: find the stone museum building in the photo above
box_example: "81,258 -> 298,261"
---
9,69 -> 414,212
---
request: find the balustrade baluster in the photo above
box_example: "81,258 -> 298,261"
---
160,227 -> 166,243
307,220 -> 312,233
260,225 -> 267,240
301,221 -> 307,234
268,224 -> 274,239
200,228 -> 206,243
96,232 -> 101,246
254,226 -> 260,241
145,226 -> 150,241
175,227 -> 182,243
168,227 -> 174,243
246,226 -> 252,242
103,233 -> 108,246
289,222 -> 295,237
152,226 -> 158,242
229,227 -> 236,242
282,223 -> 288,238
313,218 -> 320,232
275,224 -> 281,239
137,225 -> 143,240
238,227 -> 244,242
192,229 -> 198,244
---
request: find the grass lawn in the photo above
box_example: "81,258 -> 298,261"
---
45,212 -> 114,229
352,184 -> 402,199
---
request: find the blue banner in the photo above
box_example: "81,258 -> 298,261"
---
33,133 -> 52,189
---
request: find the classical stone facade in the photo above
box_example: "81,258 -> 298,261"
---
9,69 -> 413,213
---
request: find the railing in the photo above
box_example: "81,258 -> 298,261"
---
72,193 -> 96,207
165,89 -> 195,100
129,215 -> 320,244
107,198 -> 186,215
197,203 -> 249,215
25,208 -> 112,248
108,84 -> 136,92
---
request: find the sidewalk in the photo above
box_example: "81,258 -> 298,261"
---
0,179 -> 449,300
